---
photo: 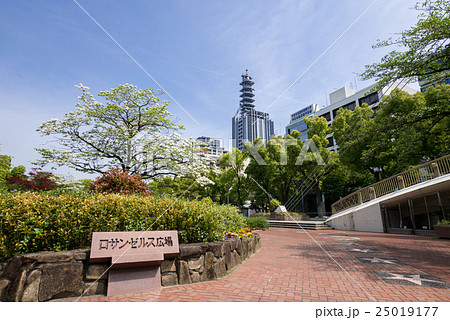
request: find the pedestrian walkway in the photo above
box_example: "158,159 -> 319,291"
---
70,228 -> 450,302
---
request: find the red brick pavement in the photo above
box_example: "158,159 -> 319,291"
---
68,228 -> 450,302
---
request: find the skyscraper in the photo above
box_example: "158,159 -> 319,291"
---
232,70 -> 274,150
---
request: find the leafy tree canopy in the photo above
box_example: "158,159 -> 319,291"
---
361,0 -> 450,87
34,84 -> 211,182
0,149 -> 26,184
332,84 -> 450,179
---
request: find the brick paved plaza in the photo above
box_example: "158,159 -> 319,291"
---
73,228 -> 450,302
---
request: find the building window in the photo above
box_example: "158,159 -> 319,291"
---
326,136 -> 334,147
320,112 -> 331,122
358,92 -> 379,106
333,101 -> 356,118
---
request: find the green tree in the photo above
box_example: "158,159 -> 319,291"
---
35,84 -> 211,181
332,85 -> 450,179
265,133 -> 306,205
244,138 -> 272,211
301,116 -> 337,217
331,105 -> 378,178
0,150 -> 26,188
361,0 -> 450,88
219,148 -> 247,209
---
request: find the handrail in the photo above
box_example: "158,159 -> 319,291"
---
331,154 -> 450,214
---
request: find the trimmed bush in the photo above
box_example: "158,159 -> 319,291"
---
436,219 -> 450,227
88,167 -> 151,196
245,217 -> 269,230
0,192 -> 246,257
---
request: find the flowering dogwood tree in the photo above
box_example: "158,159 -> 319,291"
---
35,84 -> 214,184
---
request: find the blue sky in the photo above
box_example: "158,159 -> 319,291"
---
0,0 -> 421,179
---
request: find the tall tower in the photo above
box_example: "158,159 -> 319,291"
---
239,70 -> 255,114
232,70 -> 274,151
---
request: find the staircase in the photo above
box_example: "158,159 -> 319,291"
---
268,220 -> 332,230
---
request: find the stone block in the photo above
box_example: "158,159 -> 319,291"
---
248,237 -> 254,254
2,256 -> 24,280
176,260 -> 191,285
201,252 -> 215,281
230,251 -> 240,269
242,238 -> 249,260
73,250 -> 89,261
0,279 -> 10,300
208,242 -> 223,258
26,269 -> 42,285
21,277 -> 41,302
161,273 -> 178,287
235,239 -> 243,256
188,256 -> 204,271
255,236 -> 261,251
212,257 -> 226,279
190,271 -> 200,283
161,259 -> 176,273
83,281 -> 106,296
38,262 -> 83,301
23,251 -> 73,263
0,262 -> 7,275
85,264 -> 109,281
252,236 -> 257,253
223,242 -> 231,268
204,252 -> 214,269
107,266 -> 160,297
229,238 -> 238,251
178,244 -> 203,259
13,269 -> 27,302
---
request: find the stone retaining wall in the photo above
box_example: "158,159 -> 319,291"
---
0,234 -> 261,301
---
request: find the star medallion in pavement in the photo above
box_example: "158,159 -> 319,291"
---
357,257 -> 405,265
377,272 -> 449,288
348,248 -> 380,253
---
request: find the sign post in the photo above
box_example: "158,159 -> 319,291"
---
90,230 -> 179,296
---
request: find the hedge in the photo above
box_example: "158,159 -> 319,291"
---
0,192 -> 246,258
245,217 -> 269,230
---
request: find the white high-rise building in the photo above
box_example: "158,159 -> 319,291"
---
285,82 -> 417,151
232,70 -> 274,151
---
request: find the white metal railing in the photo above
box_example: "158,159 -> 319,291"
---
331,154 -> 450,214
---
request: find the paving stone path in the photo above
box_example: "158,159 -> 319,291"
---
71,228 -> 450,302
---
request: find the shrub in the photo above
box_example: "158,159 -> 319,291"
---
250,212 -> 270,217
251,212 -> 307,217
88,167 -> 151,196
5,169 -> 57,191
245,217 -> 269,230
0,192 -> 246,257
269,199 -> 281,212
275,212 -> 307,217
436,219 -> 450,227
